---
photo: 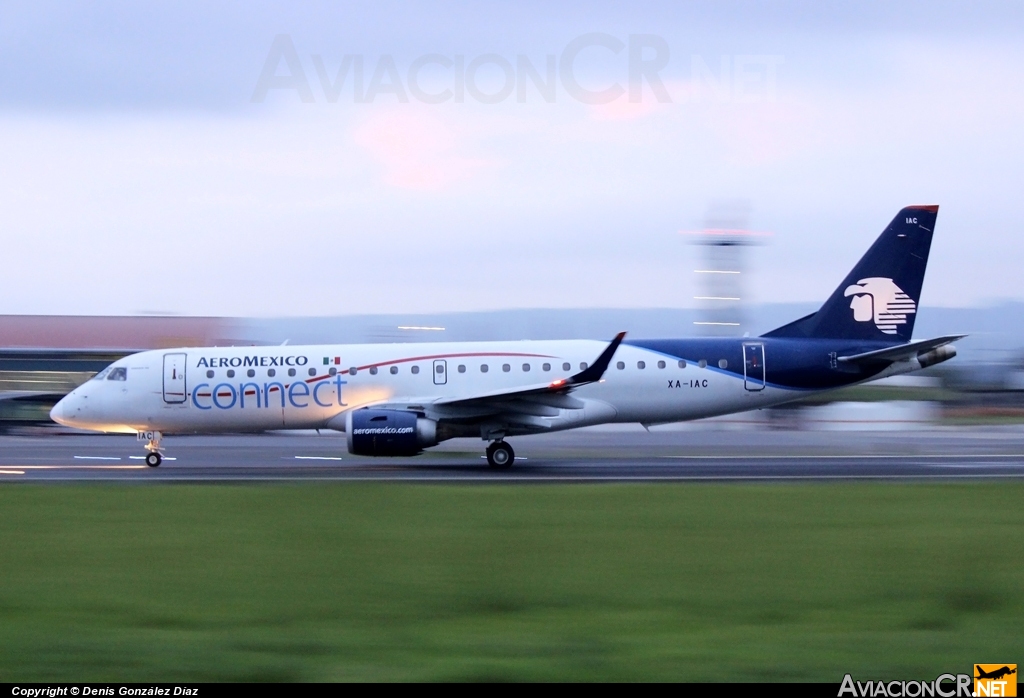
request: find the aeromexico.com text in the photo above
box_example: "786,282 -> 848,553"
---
352,426 -> 415,436
196,355 -> 309,368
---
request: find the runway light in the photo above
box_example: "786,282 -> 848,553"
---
0,470 -> 25,475
294,456 -> 343,461
74,456 -> 122,460
397,326 -> 445,331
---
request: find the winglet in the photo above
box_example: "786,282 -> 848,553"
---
565,332 -> 626,387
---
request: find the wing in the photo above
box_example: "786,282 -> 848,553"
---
437,331 -> 625,405
342,333 -> 626,435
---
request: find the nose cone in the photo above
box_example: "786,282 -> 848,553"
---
50,395 -> 69,426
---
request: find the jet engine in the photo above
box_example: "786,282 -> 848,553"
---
917,345 -> 956,369
345,409 -> 438,457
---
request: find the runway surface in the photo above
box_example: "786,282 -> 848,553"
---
3,426 -> 1024,482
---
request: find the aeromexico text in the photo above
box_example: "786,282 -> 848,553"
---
196,355 -> 309,368
190,355 -> 349,411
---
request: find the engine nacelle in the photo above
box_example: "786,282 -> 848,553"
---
917,344 -> 956,369
345,409 -> 438,457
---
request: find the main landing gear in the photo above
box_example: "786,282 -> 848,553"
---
486,440 -> 515,469
138,430 -> 164,468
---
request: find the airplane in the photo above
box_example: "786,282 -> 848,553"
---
50,205 -> 963,468
976,666 -> 1017,681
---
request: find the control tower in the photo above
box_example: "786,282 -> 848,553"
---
684,202 -> 766,337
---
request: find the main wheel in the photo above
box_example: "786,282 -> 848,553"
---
486,441 -> 514,469
145,452 -> 162,468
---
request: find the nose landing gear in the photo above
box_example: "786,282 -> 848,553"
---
486,440 -> 515,469
138,430 -> 164,468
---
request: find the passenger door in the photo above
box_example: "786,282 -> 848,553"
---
742,343 -> 765,391
162,353 -> 188,403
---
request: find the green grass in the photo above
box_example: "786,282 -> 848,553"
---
0,484 -> 1021,681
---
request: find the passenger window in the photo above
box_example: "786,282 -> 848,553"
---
107,367 -> 127,381
698,360 -> 707,369
502,364 -> 510,372
616,361 -> 625,370
481,364 -> 489,373
390,366 -> 398,375
458,365 -> 466,373
436,364 -> 444,374
562,362 -> 570,371
678,360 -> 686,369
349,367 -> 357,376
370,366 -> 378,375
288,368 -> 296,377
329,367 -> 337,376
718,359 -> 728,369
411,366 -> 420,374
580,362 -> 588,370
522,363 -> 531,372
206,370 -> 215,379
308,368 -> 316,376
227,369 -> 235,378
657,360 -> 665,369
268,368 -> 276,377
247,369 -> 255,378
637,361 -> 645,369
542,363 -> 551,371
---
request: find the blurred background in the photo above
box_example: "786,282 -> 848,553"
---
4,3 -> 1024,682
1,0 -> 1023,430
4,299 -> 1024,431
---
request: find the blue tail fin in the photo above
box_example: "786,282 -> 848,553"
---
764,205 -> 938,341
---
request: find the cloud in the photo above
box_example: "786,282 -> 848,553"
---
587,96 -> 663,122
351,107 -> 501,191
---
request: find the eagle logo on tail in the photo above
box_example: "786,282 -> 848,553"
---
843,277 -> 917,335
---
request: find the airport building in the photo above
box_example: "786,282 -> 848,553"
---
0,316 -> 237,430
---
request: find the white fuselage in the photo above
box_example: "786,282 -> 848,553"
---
51,339 -> 797,437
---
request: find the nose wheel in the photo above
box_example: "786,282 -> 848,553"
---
139,430 -> 165,467
486,441 -> 515,469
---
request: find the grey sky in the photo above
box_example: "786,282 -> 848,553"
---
1,1 -> 1022,315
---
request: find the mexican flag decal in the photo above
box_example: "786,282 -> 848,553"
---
323,356 -> 341,365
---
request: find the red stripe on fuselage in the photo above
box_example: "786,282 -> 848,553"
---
193,351 -> 557,397
360,351 -> 555,370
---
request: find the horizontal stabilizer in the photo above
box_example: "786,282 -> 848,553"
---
837,335 -> 966,364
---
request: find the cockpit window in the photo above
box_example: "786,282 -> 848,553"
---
92,367 -> 112,381
107,367 -> 128,381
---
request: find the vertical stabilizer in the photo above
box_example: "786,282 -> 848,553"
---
764,206 -> 937,341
